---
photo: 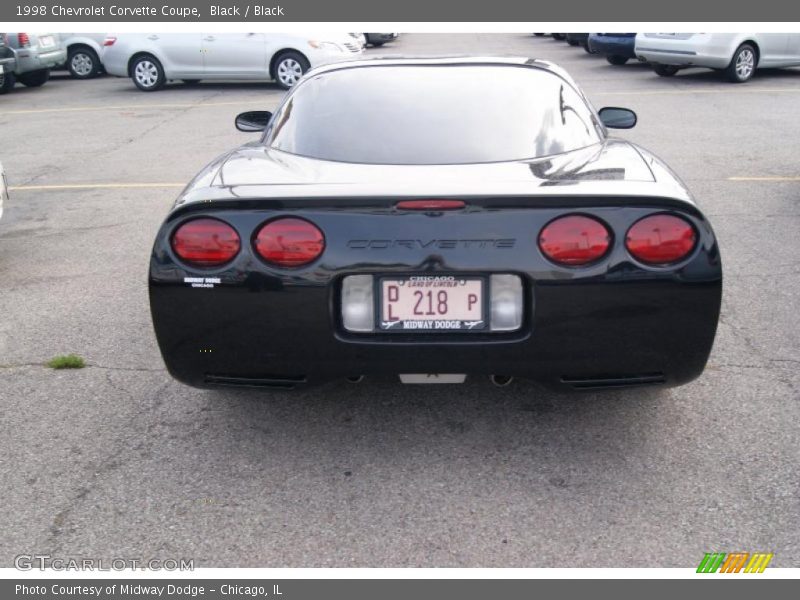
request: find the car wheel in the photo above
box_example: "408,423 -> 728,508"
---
725,43 -> 757,83
533,33 -> 546,37
182,79 -> 201,85
0,71 -> 15,94
17,69 -> 50,87
371,41 -> 386,47
131,55 -> 166,91
68,47 -> 100,79
583,44 -> 597,54
654,64 -> 680,77
273,51 -> 309,90
606,55 -> 629,66
552,34 -> 566,41
567,38 -> 580,46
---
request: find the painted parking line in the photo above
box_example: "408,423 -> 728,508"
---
1,99 -> 270,116
5,87 -> 800,116
594,87 -> 800,96
727,176 -> 800,182
9,183 -> 186,191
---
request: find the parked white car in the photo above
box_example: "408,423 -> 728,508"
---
635,33 -> 800,82
102,32 -> 363,91
58,33 -> 107,79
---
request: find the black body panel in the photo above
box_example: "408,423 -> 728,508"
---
149,199 -> 722,391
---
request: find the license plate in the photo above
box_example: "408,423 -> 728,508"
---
39,35 -> 54,48
379,276 -> 485,331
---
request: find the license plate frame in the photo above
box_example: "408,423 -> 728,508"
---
376,275 -> 488,333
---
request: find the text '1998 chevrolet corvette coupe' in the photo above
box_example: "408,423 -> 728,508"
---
149,57 -> 722,391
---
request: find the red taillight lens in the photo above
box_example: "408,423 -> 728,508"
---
18,33 -> 30,47
625,214 -> 696,265
396,199 -> 466,211
171,218 -> 240,267
103,36 -> 117,47
254,218 -> 325,267
539,215 -> 611,266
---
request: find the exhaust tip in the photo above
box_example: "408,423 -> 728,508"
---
346,375 -> 364,384
490,375 -> 514,387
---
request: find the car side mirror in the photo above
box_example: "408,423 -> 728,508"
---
598,107 -> 637,129
235,111 -> 272,132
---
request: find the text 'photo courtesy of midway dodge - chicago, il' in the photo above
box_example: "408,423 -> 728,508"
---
148,57 -> 722,392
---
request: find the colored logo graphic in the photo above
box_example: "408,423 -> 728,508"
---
697,552 -> 774,573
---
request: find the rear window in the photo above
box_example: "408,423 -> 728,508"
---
266,64 -> 603,165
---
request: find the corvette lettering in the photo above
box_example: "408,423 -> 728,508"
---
347,239 -> 516,249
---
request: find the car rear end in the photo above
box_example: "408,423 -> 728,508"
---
98,34 -> 134,77
588,33 -> 637,58
7,32 -> 66,74
148,60 -> 722,392
149,190 -> 721,392
0,34 -> 16,85
635,34 -> 736,68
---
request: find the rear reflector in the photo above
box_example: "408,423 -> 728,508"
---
171,218 -> 240,267
625,214 -> 696,265
396,199 -> 465,211
341,275 -> 374,332
18,33 -> 30,47
538,215 -> 611,266
254,217 -> 325,267
490,274 -> 523,331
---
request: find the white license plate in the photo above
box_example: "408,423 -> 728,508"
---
380,276 -> 485,331
39,35 -> 54,47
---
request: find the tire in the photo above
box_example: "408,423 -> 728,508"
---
0,71 -> 15,94
181,79 -> 201,85
606,55 -> 629,66
67,47 -> 100,79
654,64 -> 680,77
272,51 -> 310,90
567,38 -> 580,46
131,54 -> 166,91
583,44 -> 597,54
533,33 -> 546,37
371,41 -> 386,47
552,33 -> 566,41
17,69 -> 50,87
724,43 -> 757,83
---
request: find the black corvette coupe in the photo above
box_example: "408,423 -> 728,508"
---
149,57 -> 722,391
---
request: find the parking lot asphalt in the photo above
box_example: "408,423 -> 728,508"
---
1,33 -> 799,568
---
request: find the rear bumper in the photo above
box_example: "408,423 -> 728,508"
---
149,203 -> 722,392
99,48 -> 129,77
588,36 -> 636,58
13,48 -> 66,73
635,34 -> 733,68
367,33 -> 398,43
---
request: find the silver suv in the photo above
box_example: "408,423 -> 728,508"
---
2,32 -> 66,91
0,33 -> 15,93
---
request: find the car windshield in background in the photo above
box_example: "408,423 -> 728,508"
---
266,65 -> 603,165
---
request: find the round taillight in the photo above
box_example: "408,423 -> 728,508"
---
626,214 -> 696,265
171,218 -> 240,267
538,215 -> 611,266
254,217 -> 325,267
